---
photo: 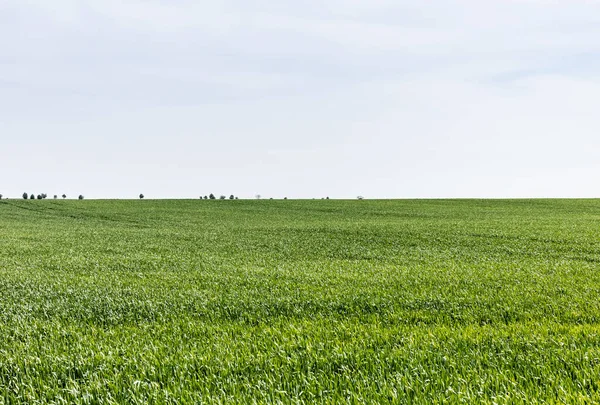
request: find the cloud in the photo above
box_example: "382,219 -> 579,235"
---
1,0 -> 600,197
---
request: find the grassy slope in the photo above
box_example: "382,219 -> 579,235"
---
0,199 -> 599,403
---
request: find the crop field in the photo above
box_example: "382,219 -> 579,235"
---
0,199 -> 599,403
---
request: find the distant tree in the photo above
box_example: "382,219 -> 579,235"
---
37,194 -> 42,200
0,194 -> 3,200
78,195 -> 84,200
357,196 -> 364,200
326,197 -> 329,200
54,195 -> 58,199
62,194 -> 67,199
255,194 -> 261,200
139,194 -> 144,199
209,194 -> 216,200
235,197 -> 239,200
41,193 -> 47,199
284,197 -> 288,200
23,192 -> 28,200
229,195 -> 235,200
219,195 -> 226,200
203,196 -> 208,200
30,194 -> 35,200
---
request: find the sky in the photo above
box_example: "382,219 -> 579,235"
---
1,0 -> 600,199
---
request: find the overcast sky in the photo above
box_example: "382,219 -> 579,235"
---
1,0 -> 600,199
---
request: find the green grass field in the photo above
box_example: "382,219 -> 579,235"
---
1,199 -> 599,403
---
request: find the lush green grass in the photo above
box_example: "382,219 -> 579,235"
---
1,199 -> 599,403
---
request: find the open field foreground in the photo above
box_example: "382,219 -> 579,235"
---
1,199 -> 599,403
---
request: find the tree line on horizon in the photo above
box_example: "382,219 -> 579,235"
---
201,194 -> 238,200
0,193 -> 237,200
0,193 -> 357,201
0,193 -> 85,200
0,193 -> 238,200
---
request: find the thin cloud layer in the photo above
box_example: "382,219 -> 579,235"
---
1,1 -> 599,198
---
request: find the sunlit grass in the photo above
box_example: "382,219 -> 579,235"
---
0,199 -> 599,403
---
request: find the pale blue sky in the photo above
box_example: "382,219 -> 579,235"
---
2,0 -> 600,199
